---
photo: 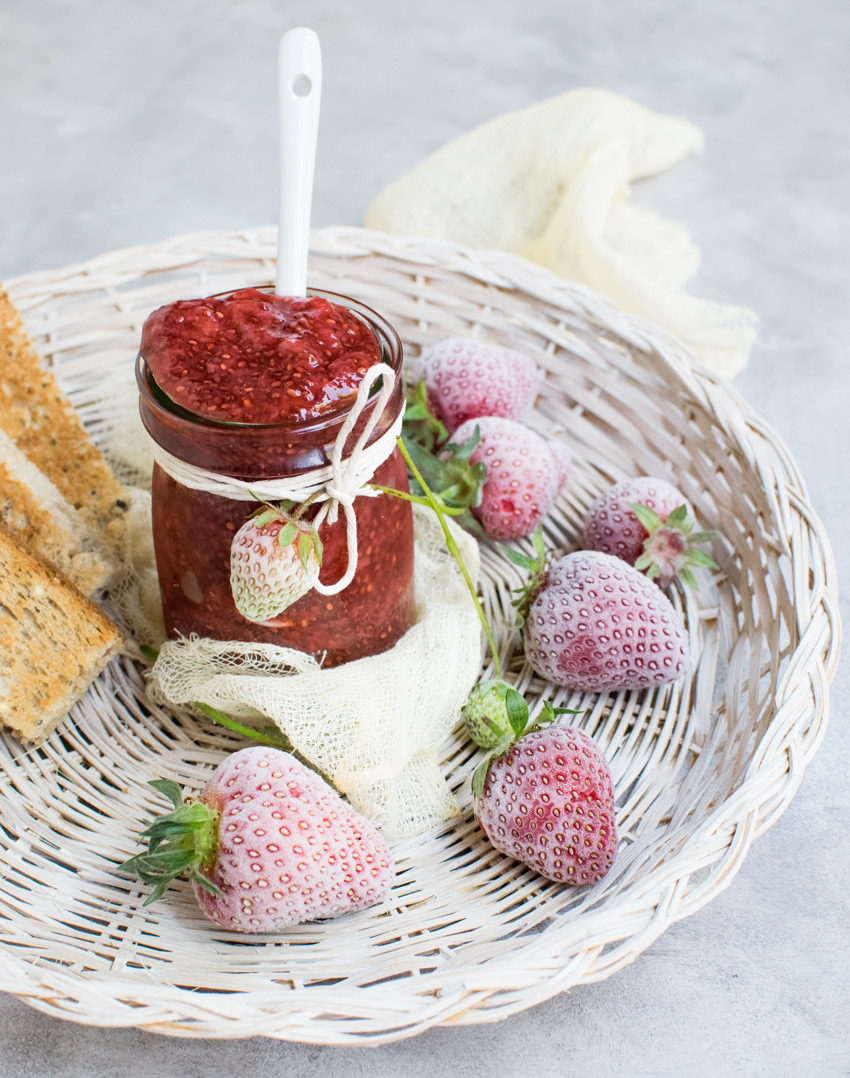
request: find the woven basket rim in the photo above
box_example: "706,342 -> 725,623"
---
0,225 -> 841,1043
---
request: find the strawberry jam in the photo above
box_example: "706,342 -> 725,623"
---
141,289 -> 382,424
138,288 -> 416,666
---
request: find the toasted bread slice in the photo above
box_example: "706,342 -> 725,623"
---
0,289 -> 126,536
0,523 -> 123,743
0,427 -> 117,595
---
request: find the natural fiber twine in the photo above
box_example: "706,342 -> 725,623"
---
0,226 -> 840,1043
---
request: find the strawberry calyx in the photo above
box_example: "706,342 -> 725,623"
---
502,524 -> 549,629
470,691 -> 581,799
630,502 -> 718,588
119,778 -> 222,906
401,427 -> 488,537
246,497 -> 324,571
402,377 -> 449,452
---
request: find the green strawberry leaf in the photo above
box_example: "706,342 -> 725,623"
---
633,552 -> 653,571
402,377 -> 449,452
688,530 -> 718,544
190,868 -> 221,898
148,778 -> 184,810
471,757 -> 493,801
502,547 -> 543,572
532,524 -> 546,561
403,432 -> 487,516
311,530 -> 324,566
297,530 -> 312,569
139,644 -> 160,664
277,522 -> 298,547
685,548 -> 718,569
253,508 -> 279,529
119,785 -> 222,905
665,504 -> 691,529
504,688 -> 529,738
630,502 -> 663,532
679,566 -> 698,589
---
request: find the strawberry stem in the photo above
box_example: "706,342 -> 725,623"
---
370,483 -> 466,515
119,780 -> 222,905
397,436 -> 502,679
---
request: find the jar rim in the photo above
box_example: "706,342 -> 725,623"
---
136,286 -> 403,434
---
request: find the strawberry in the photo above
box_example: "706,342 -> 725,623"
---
463,680 -> 528,750
230,502 -> 322,622
523,550 -> 690,692
120,746 -> 394,932
584,477 -> 717,588
474,721 -> 618,886
419,337 -> 541,432
451,416 -> 570,541
463,677 -> 581,751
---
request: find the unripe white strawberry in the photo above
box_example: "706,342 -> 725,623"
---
230,505 -> 322,622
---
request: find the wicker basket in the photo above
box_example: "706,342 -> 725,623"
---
1,226 -> 840,1043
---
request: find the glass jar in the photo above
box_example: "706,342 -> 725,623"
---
137,288 -> 416,667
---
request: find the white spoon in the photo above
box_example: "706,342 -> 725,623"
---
275,28 -> 322,297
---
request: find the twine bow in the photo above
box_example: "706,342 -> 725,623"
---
147,362 -> 401,596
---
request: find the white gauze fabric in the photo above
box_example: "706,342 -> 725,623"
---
96,368 -> 483,839
365,87 -> 758,378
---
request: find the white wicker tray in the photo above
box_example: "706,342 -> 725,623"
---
1,226 -> 840,1043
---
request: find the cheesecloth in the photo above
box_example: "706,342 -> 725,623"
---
365,87 -> 758,378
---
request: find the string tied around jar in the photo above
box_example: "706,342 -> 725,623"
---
146,362 -> 402,598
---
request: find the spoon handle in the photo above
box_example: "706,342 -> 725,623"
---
276,28 -> 322,297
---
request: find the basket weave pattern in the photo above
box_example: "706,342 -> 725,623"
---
0,227 -> 840,1043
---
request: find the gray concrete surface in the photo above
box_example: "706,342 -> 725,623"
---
0,1 -> 847,1074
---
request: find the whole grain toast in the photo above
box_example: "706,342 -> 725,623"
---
0,427 -> 117,595
0,523 -> 123,743
0,289 -> 126,538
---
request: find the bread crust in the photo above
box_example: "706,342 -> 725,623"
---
0,523 -> 123,743
0,289 -> 126,534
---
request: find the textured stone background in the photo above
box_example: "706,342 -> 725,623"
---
0,1 -> 847,1074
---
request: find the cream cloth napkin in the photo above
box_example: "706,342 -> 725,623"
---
365,88 -> 757,378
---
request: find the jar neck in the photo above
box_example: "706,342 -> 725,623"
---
137,289 -> 404,481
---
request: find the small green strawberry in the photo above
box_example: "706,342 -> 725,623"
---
463,680 -> 530,750
466,683 -> 581,799
230,502 -> 323,622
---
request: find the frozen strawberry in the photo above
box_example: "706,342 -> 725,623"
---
230,503 -> 322,622
120,746 -> 394,932
475,723 -> 618,886
419,337 -> 541,432
584,477 -> 717,588
523,550 -> 689,692
451,416 -> 570,541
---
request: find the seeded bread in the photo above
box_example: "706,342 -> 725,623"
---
0,427 -> 117,595
0,289 -> 126,537
0,523 -> 123,743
